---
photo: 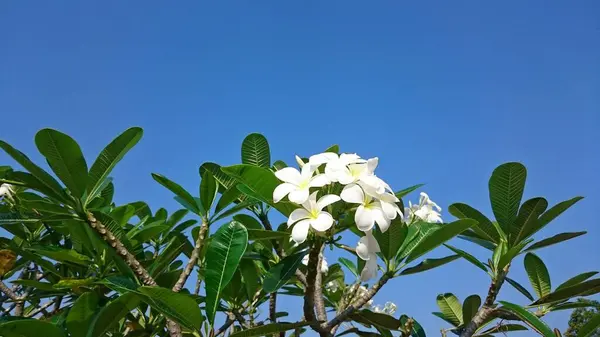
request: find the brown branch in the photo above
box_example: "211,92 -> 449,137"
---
314,247 -> 327,323
26,298 -> 58,317
324,273 -> 391,331
173,221 -> 208,292
0,281 -> 19,302
303,240 -> 329,337
460,265 -> 510,337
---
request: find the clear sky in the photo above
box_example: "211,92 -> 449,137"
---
1,1 -> 599,335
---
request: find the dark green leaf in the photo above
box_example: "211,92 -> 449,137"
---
0,319 -> 65,337
524,253 -> 551,298
374,220 -> 406,261
512,197 -> 548,244
444,244 -> 488,273
394,184 -> 425,199
534,279 -> 600,305
339,257 -> 359,278
498,301 -> 555,337
200,162 -> 237,192
272,160 -> 287,171
67,292 -> 99,337
264,251 -> 307,293
436,293 -> 463,326
28,246 -> 91,266
89,293 -> 140,337
205,221 -> 248,324
152,173 -> 201,215
350,310 -> 401,330
229,322 -> 311,337
247,228 -> 289,241
549,301 -> 600,311
400,255 -> 459,275
239,260 -> 260,301
241,133 -> 271,168
215,187 -> 242,214
488,162 -> 527,239
505,277 -> 535,301
523,197 -> 584,240
462,295 -> 481,325
479,324 -> 528,334
524,232 -> 587,253
10,280 -> 55,291
233,214 -> 263,230
86,127 -> 143,205
556,272 -> 598,291
458,231 -> 496,251
35,128 -> 88,198
398,222 -> 436,261
399,315 -> 426,337
577,313 -> 600,337
200,170 -> 219,214
405,219 -> 477,263
449,203 -> 500,243
497,238 -> 532,270
138,286 -> 202,331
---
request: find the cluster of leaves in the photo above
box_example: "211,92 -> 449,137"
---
0,128 -> 597,337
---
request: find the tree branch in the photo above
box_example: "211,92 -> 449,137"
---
173,221 -> 208,292
314,246 -> 327,323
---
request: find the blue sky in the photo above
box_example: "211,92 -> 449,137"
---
1,1 -> 599,335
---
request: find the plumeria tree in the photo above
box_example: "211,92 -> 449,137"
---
0,128 -> 599,337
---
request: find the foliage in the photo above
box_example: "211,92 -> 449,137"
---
565,299 -> 600,337
0,129 -> 593,337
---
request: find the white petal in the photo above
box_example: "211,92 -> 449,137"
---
366,231 -> 381,253
317,194 -> 341,211
287,208 -> 310,226
321,259 -> 329,274
309,152 -> 338,166
360,255 -> 378,281
356,236 -> 371,260
373,208 -> 391,233
380,200 -> 399,220
355,205 -> 374,231
310,212 -> 334,232
295,155 -> 305,168
340,153 -> 364,164
341,184 -> 364,204
289,188 -> 310,204
291,219 -> 311,244
275,167 -> 302,184
302,254 -> 309,266
309,174 -> 330,187
301,163 -> 317,180
367,157 -> 379,173
273,183 -> 296,203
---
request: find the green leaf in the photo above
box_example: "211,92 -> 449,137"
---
533,279 -> 600,305
448,203 -> 500,243
374,220 -> 406,261
350,310 -> 401,330
398,223 -> 435,261
86,127 -> 143,205
458,231 -> 496,251
138,286 -> 202,331
436,293 -> 463,326
444,244 -> 488,273
229,322 -> 311,337
149,234 -> 193,276
405,219 -> 477,263
200,170 -> 219,214
399,315 -> 426,337
10,280 -> 55,291
247,229 -> 289,241
479,324 -> 528,335
99,276 -> 138,294
498,301 -> 555,337
239,260 -> 260,301
205,221 -> 248,324
512,197 -> 548,244
555,271 -> 598,291
524,232 -> 587,253
462,295 -> 481,325
88,293 -> 140,337
221,164 -> 297,216
28,246 -> 91,266
488,162 -> 527,240
215,187 -> 242,214
394,184 -> 425,199
549,301 -> 600,311
200,162 -> 237,192
241,133 -> 271,168
0,319 -> 66,337
400,255 -> 459,275
577,313 -> 600,337
272,160 -> 287,171
35,128 -> 88,198
523,196 -> 584,240
524,253 -> 552,298
505,277 -> 535,301
0,141 -> 70,203
130,223 -> 170,245
152,173 -> 201,215
339,257 -> 359,278
263,251 -> 307,293
233,214 -> 263,230
497,238 -> 532,270
67,292 -> 100,337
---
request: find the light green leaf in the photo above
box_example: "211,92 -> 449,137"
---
405,219 -> 477,263
448,203 -> 500,243
339,257 -> 359,278
556,271 -> 598,291
400,255 -> 459,275
0,320 -> 65,337
577,313 -> 600,337
263,251 -> 307,293
28,246 -> 91,266
200,162 -> 237,192
498,301 -> 554,337
397,223 -> 435,261
239,260 -> 260,301
497,238 -> 532,270
241,133 -> 271,168
229,322 -> 311,337
533,279 -> 600,305
524,232 -> 586,253
86,127 -> 143,205
505,277 -> 535,301
462,295 -> 481,325
152,173 -> 201,215
512,197 -> 548,244
215,186 -> 242,214
524,253 -> 551,298
200,170 -> 219,214
138,286 -> 202,331
67,292 -> 99,337
88,293 -> 140,337
205,221 -> 248,324
488,162 -> 527,239
399,315 -> 426,337
436,293 -> 463,326
35,128 -> 88,199
444,244 -> 488,273
247,229 -> 289,241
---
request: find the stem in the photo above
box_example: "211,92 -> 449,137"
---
304,240 -> 329,336
314,246 -> 327,323
194,278 -> 202,295
173,221 -> 208,292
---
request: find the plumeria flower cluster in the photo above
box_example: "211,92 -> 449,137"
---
274,152 -> 403,281
371,301 -> 398,316
0,183 -> 14,201
405,192 -> 443,223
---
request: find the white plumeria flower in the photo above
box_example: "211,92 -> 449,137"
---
287,192 -> 341,244
405,192 -> 443,223
356,230 -> 380,282
301,253 -> 329,274
0,184 -> 14,200
273,164 -> 330,204
310,153 -> 366,184
325,281 -> 339,292
360,182 -> 403,221
341,183 -> 392,232
361,255 -> 378,281
383,302 -> 397,315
